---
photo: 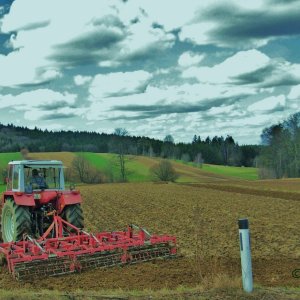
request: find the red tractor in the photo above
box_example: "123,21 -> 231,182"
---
0,160 -> 177,280
1,160 -> 83,242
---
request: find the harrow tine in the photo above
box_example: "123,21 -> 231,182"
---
130,224 -> 152,239
91,233 -> 101,244
26,236 -> 46,252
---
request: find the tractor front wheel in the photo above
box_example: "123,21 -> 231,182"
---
1,199 -> 32,242
63,204 -> 84,231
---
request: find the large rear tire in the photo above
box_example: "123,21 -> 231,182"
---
63,204 -> 84,231
1,199 -> 32,242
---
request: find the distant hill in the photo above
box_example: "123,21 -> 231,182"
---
0,123 -> 260,167
0,152 -> 258,183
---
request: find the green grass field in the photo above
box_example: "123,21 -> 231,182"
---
0,153 -> 22,192
0,152 -> 22,169
79,152 -> 152,182
202,164 -> 258,180
175,160 -> 258,180
0,184 -> 6,193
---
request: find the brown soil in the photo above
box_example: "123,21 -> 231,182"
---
1,182 -> 299,291
0,257 -> 298,291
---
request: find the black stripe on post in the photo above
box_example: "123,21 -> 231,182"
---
239,232 -> 243,251
238,218 -> 249,230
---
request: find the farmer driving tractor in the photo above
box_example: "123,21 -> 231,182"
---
30,169 -> 48,189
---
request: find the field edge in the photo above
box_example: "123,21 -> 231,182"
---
0,285 -> 299,300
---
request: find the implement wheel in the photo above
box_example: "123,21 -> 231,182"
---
63,204 -> 84,231
1,199 -> 32,242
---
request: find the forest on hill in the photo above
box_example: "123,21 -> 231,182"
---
0,123 -> 259,167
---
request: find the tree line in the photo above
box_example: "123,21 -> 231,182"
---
258,112 -> 300,179
0,123 -> 259,167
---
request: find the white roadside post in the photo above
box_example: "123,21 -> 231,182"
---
238,218 -> 253,293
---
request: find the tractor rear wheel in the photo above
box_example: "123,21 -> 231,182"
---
1,199 -> 32,242
63,204 -> 84,231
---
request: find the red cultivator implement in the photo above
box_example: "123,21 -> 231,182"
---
0,213 -> 177,280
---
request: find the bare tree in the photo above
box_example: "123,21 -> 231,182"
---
150,159 -> 179,182
164,134 -> 174,143
149,145 -> 154,157
72,155 -> 89,182
114,128 -> 129,182
194,153 -> 204,168
72,154 -> 103,183
181,153 -> 191,164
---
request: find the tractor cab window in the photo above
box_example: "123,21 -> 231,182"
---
6,165 -> 13,190
45,168 -> 62,189
12,165 -> 20,190
24,166 -> 62,191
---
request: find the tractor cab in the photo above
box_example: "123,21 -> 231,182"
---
6,160 -> 65,193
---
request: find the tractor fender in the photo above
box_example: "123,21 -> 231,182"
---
3,191 -> 35,206
57,191 -> 82,213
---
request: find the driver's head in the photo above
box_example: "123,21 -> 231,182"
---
32,169 -> 38,176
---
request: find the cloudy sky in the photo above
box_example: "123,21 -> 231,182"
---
0,0 -> 300,144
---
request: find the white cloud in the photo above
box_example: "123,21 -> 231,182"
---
74,75 -> 92,86
154,68 -> 171,75
288,84 -> 300,100
118,18 -> 175,60
178,1 -> 275,48
207,105 -> 236,116
0,89 -> 79,120
247,95 -> 285,112
0,89 -> 76,109
178,51 -> 205,68
179,22 -> 217,46
0,1 -> 118,86
86,82 -> 256,121
89,70 -> 152,100
182,49 -> 270,84
118,0 -> 201,31
0,0 -> 175,87
98,61 -> 120,68
179,22 -> 269,48
0,50 -> 61,86
23,107 -> 86,121
225,114 -> 273,127
182,49 -> 300,91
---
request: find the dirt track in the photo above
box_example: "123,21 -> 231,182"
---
185,183 -> 300,201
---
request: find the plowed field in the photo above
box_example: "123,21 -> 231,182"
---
0,181 -> 299,292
